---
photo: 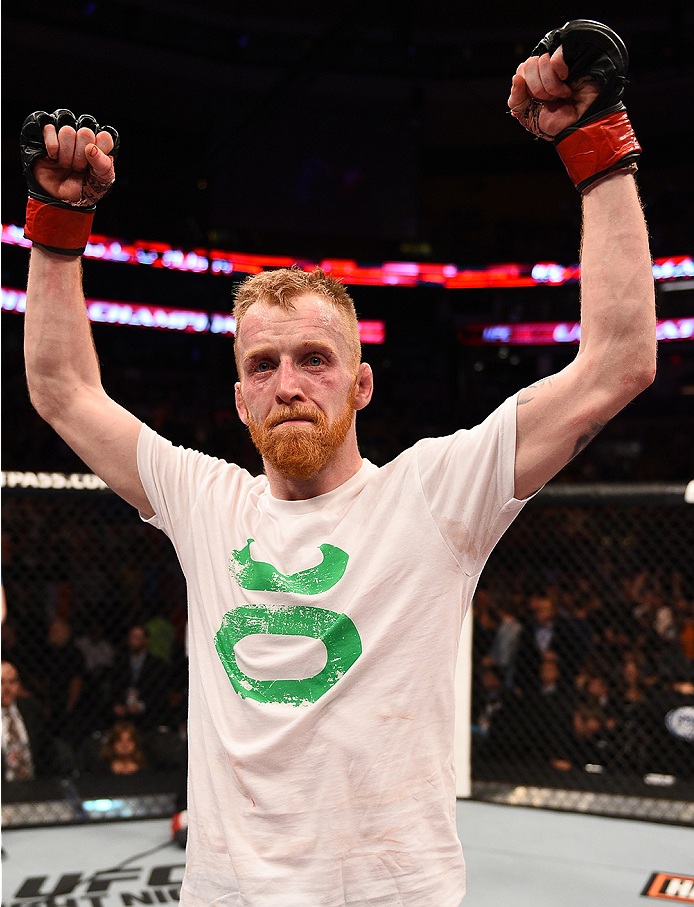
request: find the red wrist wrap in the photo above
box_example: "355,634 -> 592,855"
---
24,197 -> 94,256
556,111 -> 641,192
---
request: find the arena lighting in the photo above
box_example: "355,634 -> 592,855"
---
4,286 -> 689,346
0,287 -> 386,344
3,224 -> 691,289
459,318 -> 694,346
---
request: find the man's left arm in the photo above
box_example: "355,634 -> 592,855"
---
508,27 -> 656,500
513,170 -> 655,499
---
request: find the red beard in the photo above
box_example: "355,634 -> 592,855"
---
245,387 -> 356,480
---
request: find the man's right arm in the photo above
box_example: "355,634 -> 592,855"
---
22,114 -> 154,518
24,247 -> 153,516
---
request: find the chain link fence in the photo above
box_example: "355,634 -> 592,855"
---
2,477 -> 693,826
471,483 -> 694,824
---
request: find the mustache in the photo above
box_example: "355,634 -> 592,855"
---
265,405 -> 324,430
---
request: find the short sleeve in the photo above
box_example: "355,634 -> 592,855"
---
136,423 -> 249,544
415,393 -> 531,576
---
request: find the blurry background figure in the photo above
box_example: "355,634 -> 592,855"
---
98,719 -> 147,775
515,594 -> 575,695
2,660 -> 60,782
488,602 -> 523,690
32,618 -> 85,746
75,620 -> 115,730
0,620 -> 32,679
517,653 -> 575,776
145,611 -> 177,664
75,620 -> 115,675
569,702 -> 616,771
110,624 -> 169,730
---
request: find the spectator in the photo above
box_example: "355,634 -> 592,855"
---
561,593 -> 595,680
488,601 -> 522,690
514,594 -> 572,695
516,654 -> 575,774
75,620 -> 115,675
2,660 -> 59,781
655,637 -> 694,687
473,662 -> 507,739
145,612 -> 177,664
472,587 -> 497,678
471,661 -> 521,769
580,672 -> 614,714
75,620 -> 116,731
110,624 -> 169,729
611,653 -> 652,772
570,702 -> 615,769
33,618 -> 85,744
98,720 -> 147,775
0,620 -> 33,680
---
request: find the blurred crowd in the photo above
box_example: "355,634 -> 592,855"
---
471,569 -> 694,783
2,612 -> 188,785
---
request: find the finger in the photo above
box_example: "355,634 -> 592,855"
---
518,57 -> 549,100
85,144 -> 116,182
508,72 -> 531,110
538,52 -> 572,98
42,124 -> 59,161
94,129 -> 115,156
74,127 -> 97,171
57,125 -> 77,169
551,46 -> 569,82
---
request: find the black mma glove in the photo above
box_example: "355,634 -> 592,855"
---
523,20 -> 641,193
21,109 -> 119,255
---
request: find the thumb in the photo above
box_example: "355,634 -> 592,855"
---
86,143 -> 115,182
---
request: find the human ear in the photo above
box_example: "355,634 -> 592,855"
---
234,382 -> 250,426
354,362 -> 374,411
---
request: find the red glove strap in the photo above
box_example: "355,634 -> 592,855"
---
24,197 -> 94,255
556,111 -> 641,191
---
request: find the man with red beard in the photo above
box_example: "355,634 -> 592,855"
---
231,267 -> 372,495
21,21 -> 656,906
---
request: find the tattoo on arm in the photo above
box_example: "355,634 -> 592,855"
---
517,375 -> 556,407
571,422 -> 606,460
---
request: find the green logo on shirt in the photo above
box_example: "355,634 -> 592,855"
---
229,539 -> 349,595
215,604 -> 362,706
220,540 -> 360,705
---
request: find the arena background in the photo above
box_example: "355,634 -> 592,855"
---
2,0 -> 693,840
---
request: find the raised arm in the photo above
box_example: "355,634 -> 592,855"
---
22,110 -> 153,517
507,22 -> 656,500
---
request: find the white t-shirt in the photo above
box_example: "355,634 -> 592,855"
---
138,392 -> 528,907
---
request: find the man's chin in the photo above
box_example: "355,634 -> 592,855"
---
247,393 -> 356,482
264,446 -> 329,480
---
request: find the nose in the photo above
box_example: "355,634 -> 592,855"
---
274,359 -> 307,404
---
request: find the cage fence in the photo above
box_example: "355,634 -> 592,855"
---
1,477 -> 693,827
470,483 -> 694,824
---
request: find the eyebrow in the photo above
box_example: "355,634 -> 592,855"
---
242,339 -> 338,366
